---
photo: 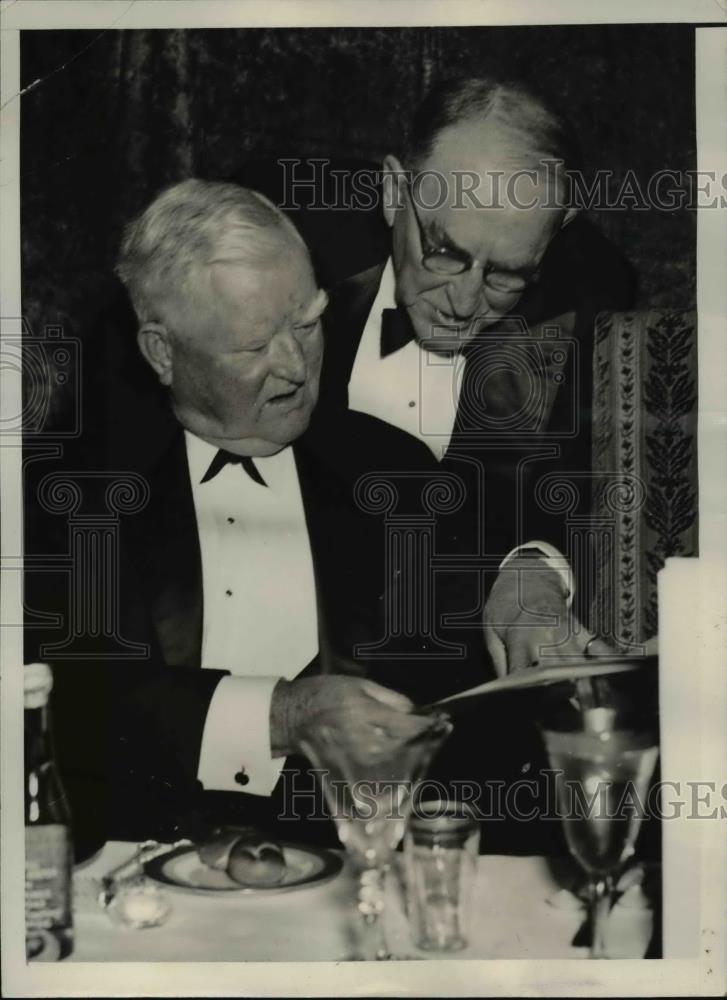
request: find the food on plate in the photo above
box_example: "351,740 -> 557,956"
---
198,825 -> 286,887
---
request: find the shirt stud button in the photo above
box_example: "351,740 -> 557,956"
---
227,517 -> 235,524
408,400 -> 416,408
225,589 -> 233,597
234,769 -> 250,787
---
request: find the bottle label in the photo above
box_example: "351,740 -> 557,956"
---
25,824 -> 73,961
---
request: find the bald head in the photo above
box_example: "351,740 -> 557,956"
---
404,75 -> 581,176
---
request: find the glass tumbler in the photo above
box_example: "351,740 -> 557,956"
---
403,800 -> 480,952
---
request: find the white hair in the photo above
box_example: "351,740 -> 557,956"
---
116,178 -> 307,328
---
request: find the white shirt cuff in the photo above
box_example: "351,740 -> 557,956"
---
197,676 -> 285,796
499,541 -> 574,608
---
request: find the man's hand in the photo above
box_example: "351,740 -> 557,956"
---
269,675 -> 434,761
482,555 -> 608,675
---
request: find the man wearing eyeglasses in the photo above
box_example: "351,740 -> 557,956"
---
238,77 -> 631,694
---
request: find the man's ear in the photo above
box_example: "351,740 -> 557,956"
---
382,154 -> 407,228
137,322 -> 174,386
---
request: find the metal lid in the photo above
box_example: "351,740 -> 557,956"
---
408,800 -> 478,844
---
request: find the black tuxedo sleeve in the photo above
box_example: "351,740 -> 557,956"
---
475,216 -> 637,583
48,658 -> 229,846
47,651 -> 324,848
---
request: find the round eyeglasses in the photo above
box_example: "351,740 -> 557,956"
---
404,179 -> 536,294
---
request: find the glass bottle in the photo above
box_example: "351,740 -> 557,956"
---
24,662 -> 74,961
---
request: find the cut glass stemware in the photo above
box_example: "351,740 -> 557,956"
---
299,709 -> 452,960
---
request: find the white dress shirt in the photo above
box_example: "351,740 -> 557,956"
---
348,258 -> 464,460
186,432 -> 318,796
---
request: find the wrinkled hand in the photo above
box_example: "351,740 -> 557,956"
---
270,675 -> 435,761
482,555 -> 612,675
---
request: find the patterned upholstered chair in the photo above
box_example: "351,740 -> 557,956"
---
587,310 -> 698,648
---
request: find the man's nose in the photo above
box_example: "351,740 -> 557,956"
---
445,267 -> 485,319
269,331 -> 306,384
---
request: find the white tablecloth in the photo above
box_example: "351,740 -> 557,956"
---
70,842 -> 653,961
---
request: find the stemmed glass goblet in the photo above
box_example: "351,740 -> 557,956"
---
298,708 -> 452,960
541,679 -> 659,959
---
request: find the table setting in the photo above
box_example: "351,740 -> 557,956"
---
71,840 -> 656,962
65,655 -> 660,963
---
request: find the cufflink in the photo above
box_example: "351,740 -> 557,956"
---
234,768 -> 250,787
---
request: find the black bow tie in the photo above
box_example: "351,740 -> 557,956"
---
200,449 -> 268,487
381,307 -> 481,360
380,307 -> 417,358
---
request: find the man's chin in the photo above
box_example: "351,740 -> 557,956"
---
199,412 -> 313,458
410,307 -> 475,353
256,406 -> 314,452
413,323 -> 470,354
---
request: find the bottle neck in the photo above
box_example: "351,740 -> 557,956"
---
25,704 -> 52,768
25,700 -> 70,826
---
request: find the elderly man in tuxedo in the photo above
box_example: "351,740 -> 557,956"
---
25,179 -> 436,849
238,76 -> 629,681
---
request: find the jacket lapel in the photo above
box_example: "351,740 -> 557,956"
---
125,416 -> 204,668
319,261 -> 386,411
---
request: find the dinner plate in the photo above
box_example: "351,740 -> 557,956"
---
145,843 -> 343,896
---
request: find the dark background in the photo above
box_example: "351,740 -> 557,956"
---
20,24 -> 696,339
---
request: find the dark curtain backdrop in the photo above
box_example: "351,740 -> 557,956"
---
20,24 -> 696,338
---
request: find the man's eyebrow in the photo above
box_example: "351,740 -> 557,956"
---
297,288 -> 329,323
427,218 -> 465,255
